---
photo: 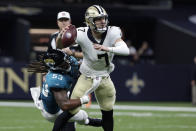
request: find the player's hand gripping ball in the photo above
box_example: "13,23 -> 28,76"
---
62,25 -> 77,47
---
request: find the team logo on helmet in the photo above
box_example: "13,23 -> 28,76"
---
44,58 -> 55,67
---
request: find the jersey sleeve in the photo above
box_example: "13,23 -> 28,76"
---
75,27 -> 86,44
46,72 -> 72,91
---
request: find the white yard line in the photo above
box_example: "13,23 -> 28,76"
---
126,125 -> 196,129
151,125 -> 196,129
89,112 -> 196,117
89,105 -> 196,112
0,126 -> 35,129
0,102 -> 196,112
0,102 -> 34,107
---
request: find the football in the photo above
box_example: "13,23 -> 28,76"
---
62,25 -> 77,47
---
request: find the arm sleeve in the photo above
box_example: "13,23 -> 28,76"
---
108,40 -> 130,56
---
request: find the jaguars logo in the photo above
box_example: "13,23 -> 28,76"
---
44,58 -> 55,67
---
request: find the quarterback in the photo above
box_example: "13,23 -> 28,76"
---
56,5 -> 130,131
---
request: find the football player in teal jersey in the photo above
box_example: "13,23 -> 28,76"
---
28,49 -> 101,131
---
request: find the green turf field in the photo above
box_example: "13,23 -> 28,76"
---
0,102 -> 196,131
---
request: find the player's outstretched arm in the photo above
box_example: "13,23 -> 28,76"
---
52,89 -> 89,131
94,38 -> 130,56
52,89 -> 89,111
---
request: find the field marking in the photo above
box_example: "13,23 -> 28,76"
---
0,102 -> 196,112
0,126 -> 35,129
127,125 -> 196,129
0,102 -> 34,107
0,119 -> 48,123
89,112 -> 196,117
151,125 -> 196,129
89,105 -> 196,112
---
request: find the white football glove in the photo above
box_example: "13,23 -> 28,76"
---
80,95 -> 89,104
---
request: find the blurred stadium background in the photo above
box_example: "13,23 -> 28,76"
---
0,0 -> 196,130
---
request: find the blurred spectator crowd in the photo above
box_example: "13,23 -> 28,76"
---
117,39 -> 155,66
0,0 -> 172,6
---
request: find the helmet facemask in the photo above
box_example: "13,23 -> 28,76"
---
88,15 -> 108,33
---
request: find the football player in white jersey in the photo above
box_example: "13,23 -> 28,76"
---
40,11 -> 102,131
56,5 -> 130,131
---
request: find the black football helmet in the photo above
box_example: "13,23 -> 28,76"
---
43,49 -> 70,71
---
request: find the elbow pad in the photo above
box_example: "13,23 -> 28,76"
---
108,41 -> 130,56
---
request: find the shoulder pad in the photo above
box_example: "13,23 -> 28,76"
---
109,26 -> 122,40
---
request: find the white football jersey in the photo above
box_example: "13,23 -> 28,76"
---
75,26 -> 122,77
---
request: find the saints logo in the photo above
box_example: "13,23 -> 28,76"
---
125,73 -> 145,95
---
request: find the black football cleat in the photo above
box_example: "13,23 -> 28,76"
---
86,117 -> 102,127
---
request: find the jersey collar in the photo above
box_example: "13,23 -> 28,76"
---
87,27 -> 108,45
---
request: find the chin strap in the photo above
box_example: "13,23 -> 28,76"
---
96,27 -> 107,33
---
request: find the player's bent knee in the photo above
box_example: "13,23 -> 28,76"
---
101,98 -> 115,111
99,95 -> 116,111
41,109 -> 62,123
41,111 -> 56,122
100,104 -> 114,111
